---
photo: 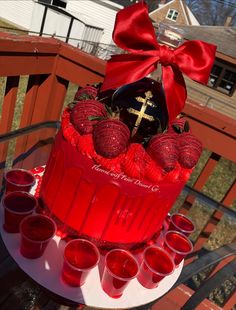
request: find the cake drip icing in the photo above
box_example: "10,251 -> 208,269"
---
61,107 -> 192,184
39,204 -> 156,252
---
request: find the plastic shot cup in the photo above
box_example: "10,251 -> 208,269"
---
61,239 -> 100,287
101,249 -> 139,299
20,214 -> 56,259
2,191 -> 37,233
137,246 -> 175,289
4,168 -> 36,193
163,230 -> 193,266
168,213 -> 195,236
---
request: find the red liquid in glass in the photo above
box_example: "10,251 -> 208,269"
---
137,247 -> 174,289
169,214 -> 194,236
102,250 -> 138,298
20,215 -> 55,259
62,240 -> 99,287
3,192 -> 37,233
22,216 -> 55,241
5,169 -> 35,193
164,231 -> 192,266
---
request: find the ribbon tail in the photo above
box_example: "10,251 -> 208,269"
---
162,66 -> 187,123
101,54 -> 158,92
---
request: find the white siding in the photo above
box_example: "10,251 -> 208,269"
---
30,3 -> 72,39
41,8 -> 71,40
0,0 -> 35,30
68,20 -> 86,46
30,3 -> 103,48
30,3 -> 45,34
0,0 -> 120,49
66,0 -> 122,45
55,14 -> 71,42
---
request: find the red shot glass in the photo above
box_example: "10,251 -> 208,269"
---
101,249 -> 139,299
2,191 -> 37,233
163,230 -> 193,266
20,214 -> 56,259
4,168 -> 36,193
61,239 -> 100,287
168,213 -> 195,236
137,246 -> 175,289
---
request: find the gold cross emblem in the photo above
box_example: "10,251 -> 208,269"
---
127,91 -> 156,136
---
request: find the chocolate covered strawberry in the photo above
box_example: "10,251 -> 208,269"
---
93,119 -> 130,158
70,99 -> 107,135
74,85 -> 98,101
147,133 -> 178,172
177,132 -> 202,169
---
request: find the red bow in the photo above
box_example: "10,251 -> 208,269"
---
101,2 -> 216,122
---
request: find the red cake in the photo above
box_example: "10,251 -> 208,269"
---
39,2 -> 216,250
39,83 -> 200,250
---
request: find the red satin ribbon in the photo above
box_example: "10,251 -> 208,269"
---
101,2 -> 216,122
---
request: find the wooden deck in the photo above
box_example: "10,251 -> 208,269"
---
0,33 -> 235,309
185,77 -> 236,120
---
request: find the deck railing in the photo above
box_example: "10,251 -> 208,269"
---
0,33 -> 235,308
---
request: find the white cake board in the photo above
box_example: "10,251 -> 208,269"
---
0,168 -> 183,308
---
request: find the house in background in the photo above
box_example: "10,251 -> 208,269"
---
149,0 -> 236,118
174,25 -> 236,118
63,0 -> 122,45
149,0 -> 200,26
0,0 -> 122,55
30,2 -> 104,54
153,23 -> 236,119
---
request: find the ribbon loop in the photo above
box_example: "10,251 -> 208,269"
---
101,2 -> 216,123
159,45 -> 175,67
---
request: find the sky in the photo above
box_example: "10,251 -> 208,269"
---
180,0 -> 236,26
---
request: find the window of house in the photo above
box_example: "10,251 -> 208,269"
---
38,0 -> 51,4
52,0 -> 67,8
38,0 -> 67,9
166,9 -> 179,21
208,60 -> 236,96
